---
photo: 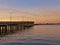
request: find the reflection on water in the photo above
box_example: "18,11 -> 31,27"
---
0,25 -> 60,45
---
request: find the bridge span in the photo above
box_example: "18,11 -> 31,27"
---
0,21 -> 34,35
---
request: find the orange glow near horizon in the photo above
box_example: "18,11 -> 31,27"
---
0,8 -> 60,24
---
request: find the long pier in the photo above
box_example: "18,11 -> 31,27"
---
0,21 -> 34,35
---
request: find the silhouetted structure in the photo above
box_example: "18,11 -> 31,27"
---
0,21 -> 34,35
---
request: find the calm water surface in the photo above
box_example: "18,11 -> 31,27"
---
0,25 -> 60,45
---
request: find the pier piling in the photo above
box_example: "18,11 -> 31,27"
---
0,21 -> 34,35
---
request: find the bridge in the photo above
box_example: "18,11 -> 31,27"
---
0,21 -> 34,35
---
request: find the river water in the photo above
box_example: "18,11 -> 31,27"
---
0,25 -> 60,45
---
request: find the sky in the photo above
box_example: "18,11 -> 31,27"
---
0,0 -> 60,23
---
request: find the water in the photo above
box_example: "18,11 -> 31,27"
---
0,25 -> 60,45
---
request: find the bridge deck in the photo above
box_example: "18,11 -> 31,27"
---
0,21 -> 34,24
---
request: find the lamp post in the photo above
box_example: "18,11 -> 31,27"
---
10,12 -> 12,22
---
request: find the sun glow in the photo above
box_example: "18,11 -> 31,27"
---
0,8 -> 60,24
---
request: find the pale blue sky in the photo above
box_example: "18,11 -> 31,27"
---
0,0 -> 60,9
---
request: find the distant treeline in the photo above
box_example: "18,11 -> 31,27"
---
34,23 -> 60,25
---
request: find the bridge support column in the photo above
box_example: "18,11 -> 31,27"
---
0,25 -> 7,35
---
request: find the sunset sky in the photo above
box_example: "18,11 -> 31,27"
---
0,0 -> 60,23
